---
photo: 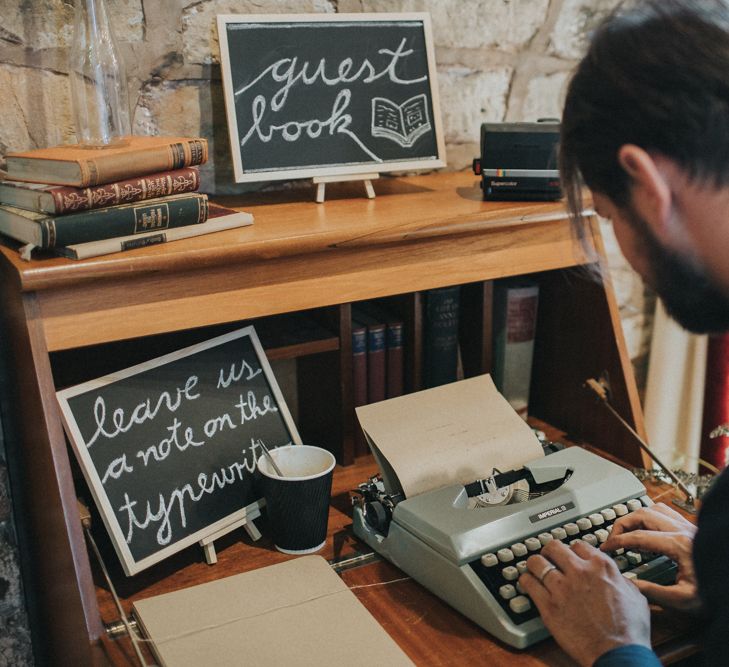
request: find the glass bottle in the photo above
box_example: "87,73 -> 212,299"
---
69,0 -> 131,147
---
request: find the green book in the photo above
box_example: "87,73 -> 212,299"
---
0,192 -> 208,249
492,279 -> 539,417
423,285 -> 460,388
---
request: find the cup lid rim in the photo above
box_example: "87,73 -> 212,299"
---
257,444 -> 336,481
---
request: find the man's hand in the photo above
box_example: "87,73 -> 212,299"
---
520,540 -> 652,667
601,502 -> 700,612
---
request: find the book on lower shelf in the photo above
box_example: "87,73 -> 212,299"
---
55,202 -> 253,260
492,278 -> 540,418
423,285 -> 461,388
352,307 -> 387,406
0,192 -> 208,250
4,135 -> 208,187
352,318 -> 369,457
385,315 -> 405,399
355,302 -> 405,399
0,166 -> 201,214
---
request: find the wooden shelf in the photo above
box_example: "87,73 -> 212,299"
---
255,311 -> 339,360
49,310 -> 339,389
0,170 -> 652,665
0,172 -> 589,353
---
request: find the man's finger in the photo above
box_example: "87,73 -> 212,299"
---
610,508 -> 677,537
570,538 -> 610,562
524,554 -> 566,593
601,530 -> 686,560
651,502 -> 689,522
519,571 -> 552,608
538,539 -> 584,573
633,579 -> 699,611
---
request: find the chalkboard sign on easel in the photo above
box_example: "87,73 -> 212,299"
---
217,13 -> 446,193
56,327 -> 301,576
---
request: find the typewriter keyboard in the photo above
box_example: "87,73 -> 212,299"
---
470,496 -> 677,625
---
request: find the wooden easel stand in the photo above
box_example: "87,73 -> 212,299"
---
313,173 -> 380,203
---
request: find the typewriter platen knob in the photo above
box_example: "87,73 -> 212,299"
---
364,500 -> 389,533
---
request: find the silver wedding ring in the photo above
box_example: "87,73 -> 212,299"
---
537,563 -> 558,584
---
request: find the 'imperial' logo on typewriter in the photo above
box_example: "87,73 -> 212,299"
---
529,501 -> 575,524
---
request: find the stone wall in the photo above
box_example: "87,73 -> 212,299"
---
0,1 -> 653,663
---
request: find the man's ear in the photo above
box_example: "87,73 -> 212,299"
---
617,144 -> 673,241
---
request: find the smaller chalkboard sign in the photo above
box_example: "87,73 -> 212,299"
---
56,327 -> 301,576
217,13 -> 446,183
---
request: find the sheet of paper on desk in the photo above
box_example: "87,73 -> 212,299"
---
356,374 -> 543,498
133,555 -> 413,667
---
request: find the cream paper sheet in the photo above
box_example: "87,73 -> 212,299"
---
133,555 -> 413,666
356,374 -> 543,498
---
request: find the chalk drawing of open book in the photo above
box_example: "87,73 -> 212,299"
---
371,94 -> 432,148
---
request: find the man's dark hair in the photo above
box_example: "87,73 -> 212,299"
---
561,0 -> 729,219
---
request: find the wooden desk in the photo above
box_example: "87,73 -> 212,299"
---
96,437 -> 699,666
0,170 -> 650,664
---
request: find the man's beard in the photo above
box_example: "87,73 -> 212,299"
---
627,208 -> 729,334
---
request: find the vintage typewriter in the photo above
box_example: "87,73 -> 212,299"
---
352,440 -> 677,649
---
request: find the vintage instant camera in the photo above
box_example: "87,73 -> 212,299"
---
472,121 -> 561,201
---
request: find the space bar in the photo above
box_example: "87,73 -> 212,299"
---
629,555 -> 677,584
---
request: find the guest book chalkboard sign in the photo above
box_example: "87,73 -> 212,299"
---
56,327 -> 301,576
217,13 -> 446,183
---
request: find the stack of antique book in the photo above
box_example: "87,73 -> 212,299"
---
0,135 -> 252,260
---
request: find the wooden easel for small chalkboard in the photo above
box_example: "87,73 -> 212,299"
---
313,173 -> 380,203
199,506 -> 262,565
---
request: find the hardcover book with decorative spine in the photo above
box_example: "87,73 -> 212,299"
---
5,136 -> 208,187
385,317 -> 405,399
55,202 -> 252,260
423,286 -> 460,388
352,308 -> 387,406
492,279 -> 539,417
0,167 -> 200,214
356,302 -> 405,400
0,192 -> 208,249
352,318 -> 369,457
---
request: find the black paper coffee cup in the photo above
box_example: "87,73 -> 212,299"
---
257,445 -> 335,554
